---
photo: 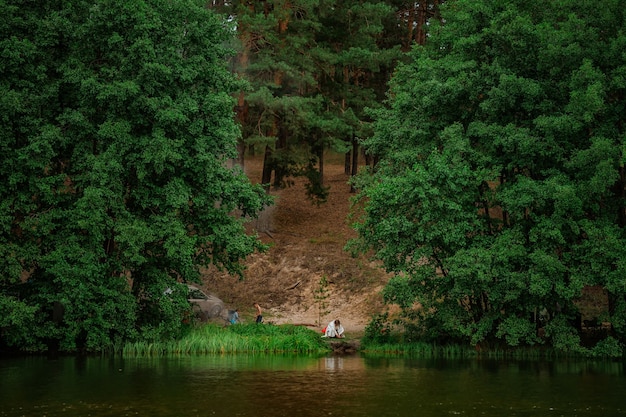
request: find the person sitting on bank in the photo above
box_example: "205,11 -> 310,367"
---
228,309 -> 239,325
254,303 -> 263,324
323,319 -> 345,338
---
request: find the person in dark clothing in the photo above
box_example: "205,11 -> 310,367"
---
254,303 -> 263,324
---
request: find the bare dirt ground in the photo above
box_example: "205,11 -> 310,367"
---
201,154 -> 392,336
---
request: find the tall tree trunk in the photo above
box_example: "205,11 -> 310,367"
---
618,164 -> 626,228
317,145 -> 324,186
261,144 -> 273,192
260,0 -> 291,189
350,136 -> 359,193
235,90 -> 248,167
415,2 -> 427,46
273,119 -> 288,188
401,1 -> 443,49
405,3 -> 414,51
233,1 -> 255,168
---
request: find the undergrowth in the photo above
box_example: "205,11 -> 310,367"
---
119,323 -> 330,357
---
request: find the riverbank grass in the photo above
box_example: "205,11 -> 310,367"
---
361,341 -> 585,359
121,323 -> 330,356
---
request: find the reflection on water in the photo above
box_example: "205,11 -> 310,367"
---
1,354 -> 625,417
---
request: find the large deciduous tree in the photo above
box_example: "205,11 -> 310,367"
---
0,0 -> 270,352
353,0 -> 626,354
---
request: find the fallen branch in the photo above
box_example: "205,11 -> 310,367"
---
285,281 -> 300,290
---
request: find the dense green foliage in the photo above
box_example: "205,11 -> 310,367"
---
0,0 -> 270,353
121,323 -> 330,356
210,1 -> 434,199
353,0 -> 626,355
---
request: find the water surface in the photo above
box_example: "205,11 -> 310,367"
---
1,355 -> 624,417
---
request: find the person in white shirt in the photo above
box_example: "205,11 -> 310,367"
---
323,319 -> 345,338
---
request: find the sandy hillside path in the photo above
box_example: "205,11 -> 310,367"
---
201,154 -> 392,335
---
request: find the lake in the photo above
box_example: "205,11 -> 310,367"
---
0,354 -> 624,416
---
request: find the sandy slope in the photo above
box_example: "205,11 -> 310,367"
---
200,154 -> 610,337
201,154 -> 391,335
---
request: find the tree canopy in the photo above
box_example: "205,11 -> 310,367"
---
0,0 -> 270,352
210,1 -> 429,201
353,0 -> 626,354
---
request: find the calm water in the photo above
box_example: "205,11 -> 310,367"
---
0,354 -> 624,417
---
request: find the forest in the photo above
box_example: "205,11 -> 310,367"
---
1,0 -> 625,356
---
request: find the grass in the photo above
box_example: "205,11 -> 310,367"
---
361,342 -> 475,358
118,324 -> 596,359
120,323 -> 330,357
360,341 -> 581,359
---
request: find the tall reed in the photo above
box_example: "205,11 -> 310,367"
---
120,323 -> 330,357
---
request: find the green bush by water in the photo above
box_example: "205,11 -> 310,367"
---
361,341 -> 476,358
360,340 -> 617,360
361,314 -> 624,359
120,323 -> 330,356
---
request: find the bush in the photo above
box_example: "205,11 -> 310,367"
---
363,313 -> 393,344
